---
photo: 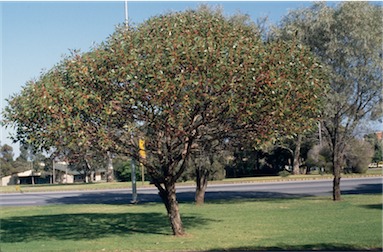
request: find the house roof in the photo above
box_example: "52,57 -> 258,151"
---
16,170 -> 42,177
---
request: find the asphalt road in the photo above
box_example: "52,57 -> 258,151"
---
0,177 -> 381,207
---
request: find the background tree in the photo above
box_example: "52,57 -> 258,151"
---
113,156 -> 143,182
184,136 -> 228,205
17,144 -> 36,184
226,129 -> 319,177
344,138 -> 374,174
0,143 -> 15,176
281,130 -> 319,175
275,2 -> 383,200
3,7 -> 325,235
65,149 -> 106,183
364,133 -> 383,165
306,144 -> 334,174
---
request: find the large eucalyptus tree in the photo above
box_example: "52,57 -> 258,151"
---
275,2 -> 383,200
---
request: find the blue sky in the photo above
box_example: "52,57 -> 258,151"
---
1,1 -> 380,157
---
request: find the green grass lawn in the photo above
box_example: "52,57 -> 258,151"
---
1,194 -> 381,251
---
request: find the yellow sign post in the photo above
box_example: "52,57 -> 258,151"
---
139,139 -> 146,185
139,139 -> 146,159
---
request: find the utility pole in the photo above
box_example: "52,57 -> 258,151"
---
131,158 -> 138,203
318,121 -> 322,147
131,131 -> 138,204
124,0 -> 137,204
124,0 -> 128,27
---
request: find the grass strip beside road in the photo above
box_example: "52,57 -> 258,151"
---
0,194 -> 381,251
1,169 -> 381,193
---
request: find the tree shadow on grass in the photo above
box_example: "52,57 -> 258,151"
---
28,180 -> 382,207
205,243 -> 382,251
343,183 -> 382,195
43,190 -> 312,206
362,204 -> 383,210
194,191 -> 311,205
0,212 -> 212,243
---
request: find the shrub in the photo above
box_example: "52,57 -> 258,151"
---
306,144 -> 332,173
345,139 -> 374,174
278,170 -> 290,177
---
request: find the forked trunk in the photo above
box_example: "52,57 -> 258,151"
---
84,158 -> 94,183
195,169 -> 209,205
158,181 -> 185,236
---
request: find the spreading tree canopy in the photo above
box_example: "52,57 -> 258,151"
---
2,7 -> 326,235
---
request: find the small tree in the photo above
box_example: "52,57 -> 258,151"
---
0,144 -> 15,176
364,133 -> 383,164
185,137 -> 228,205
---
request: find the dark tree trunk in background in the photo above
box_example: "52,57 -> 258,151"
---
106,151 -> 114,182
84,158 -> 94,183
293,134 -> 302,175
195,168 -> 209,205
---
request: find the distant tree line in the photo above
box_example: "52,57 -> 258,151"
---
2,129 -> 380,180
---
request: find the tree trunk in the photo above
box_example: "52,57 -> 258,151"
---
52,161 -> 55,184
158,181 -> 185,236
332,153 -> 342,201
293,134 -> 302,175
333,174 -> 341,201
84,158 -> 93,183
332,142 -> 342,201
106,151 -> 114,182
195,168 -> 209,205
